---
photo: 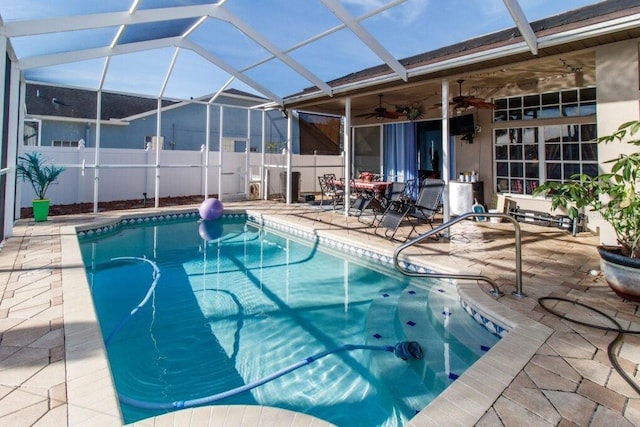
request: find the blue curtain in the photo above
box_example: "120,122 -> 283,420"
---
383,122 -> 418,197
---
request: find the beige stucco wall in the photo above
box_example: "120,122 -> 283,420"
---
594,39 -> 640,245
454,109 -> 494,206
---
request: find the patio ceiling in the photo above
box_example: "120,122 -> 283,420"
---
1,0 -> 637,119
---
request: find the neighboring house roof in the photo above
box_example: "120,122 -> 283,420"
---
25,84 -> 177,120
25,83 -> 266,121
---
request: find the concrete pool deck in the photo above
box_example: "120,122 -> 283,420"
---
0,200 -> 638,426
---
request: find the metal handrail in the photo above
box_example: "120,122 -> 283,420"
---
393,212 -> 526,298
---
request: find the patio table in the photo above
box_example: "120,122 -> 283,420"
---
334,179 -> 392,199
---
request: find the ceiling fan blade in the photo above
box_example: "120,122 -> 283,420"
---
467,99 -> 497,109
384,111 -> 401,119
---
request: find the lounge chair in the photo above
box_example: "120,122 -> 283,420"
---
373,181 -> 411,239
366,181 -> 406,225
375,179 -> 444,241
406,179 -> 444,239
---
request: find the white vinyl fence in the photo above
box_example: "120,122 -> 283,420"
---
16,146 -> 345,210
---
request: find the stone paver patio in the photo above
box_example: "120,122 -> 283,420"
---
0,200 -> 638,426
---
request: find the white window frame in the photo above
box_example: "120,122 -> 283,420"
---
23,119 -> 41,146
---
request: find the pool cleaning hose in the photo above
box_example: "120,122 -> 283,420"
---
103,257 -> 424,410
120,342 -> 423,410
104,257 -> 160,346
538,297 -> 640,395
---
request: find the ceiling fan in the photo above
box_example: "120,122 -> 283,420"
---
450,79 -> 496,110
355,94 -> 401,120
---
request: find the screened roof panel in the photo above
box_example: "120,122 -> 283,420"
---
2,0 -> 609,104
162,49 -> 239,100
118,18 -> 200,44
137,0 -> 216,11
24,59 -> 108,90
188,19 -> 271,71
244,59 -> 314,100
102,48 -> 178,96
222,0 -> 341,51
10,27 -> 119,58
289,27 -> 388,83
360,1 -> 513,60
0,0 -> 130,21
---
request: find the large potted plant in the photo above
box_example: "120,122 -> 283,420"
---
16,152 -> 66,222
534,120 -> 640,301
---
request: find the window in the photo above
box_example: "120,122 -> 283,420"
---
24,120 -> 40,146
52,140 -> 79,148
493,88 -> 597,195
495,123 -> 597,194
494,88 -> 596,122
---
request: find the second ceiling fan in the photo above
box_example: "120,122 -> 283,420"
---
450,79 -> 496,110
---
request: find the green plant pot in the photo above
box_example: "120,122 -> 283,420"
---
32,199 -> 50,222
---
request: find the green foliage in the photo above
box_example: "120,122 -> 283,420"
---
16,152 -> 66,200
534,120 -> 640,258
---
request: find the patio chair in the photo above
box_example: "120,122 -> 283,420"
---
318,175 -> 344,209
406,179 -> 445,239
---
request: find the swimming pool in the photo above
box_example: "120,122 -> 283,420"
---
79,213 -> 500,426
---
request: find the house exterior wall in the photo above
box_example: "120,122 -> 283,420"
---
39,121 -> 88,146
27,89 -> 292,153
593,39 -> 640,245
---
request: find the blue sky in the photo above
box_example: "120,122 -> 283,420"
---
2,0 -> 602,101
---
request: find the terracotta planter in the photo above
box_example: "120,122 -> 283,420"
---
597,246 -> 640,302
32,199 -> 50,222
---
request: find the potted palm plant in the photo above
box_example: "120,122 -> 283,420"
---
534,120 -> 640,301
16,152 -> 66,222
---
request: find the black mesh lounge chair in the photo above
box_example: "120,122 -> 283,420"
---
406,179 -> 444,239
349,179 -> 373,219
374,200 -> 412,240
366,181 -> 406,225
375,179 -> 444,241
373,181 -> 412,239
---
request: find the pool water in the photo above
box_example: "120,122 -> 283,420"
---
79,216 -> 500,426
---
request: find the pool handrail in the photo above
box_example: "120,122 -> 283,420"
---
393,212 -> 526,298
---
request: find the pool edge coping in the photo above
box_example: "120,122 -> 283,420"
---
64,207 -> 553,426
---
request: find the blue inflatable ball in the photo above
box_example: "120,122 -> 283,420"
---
199,220 -> 224,241
199,198 -> 224,221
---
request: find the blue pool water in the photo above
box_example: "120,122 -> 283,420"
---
79,215 -> 500,426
